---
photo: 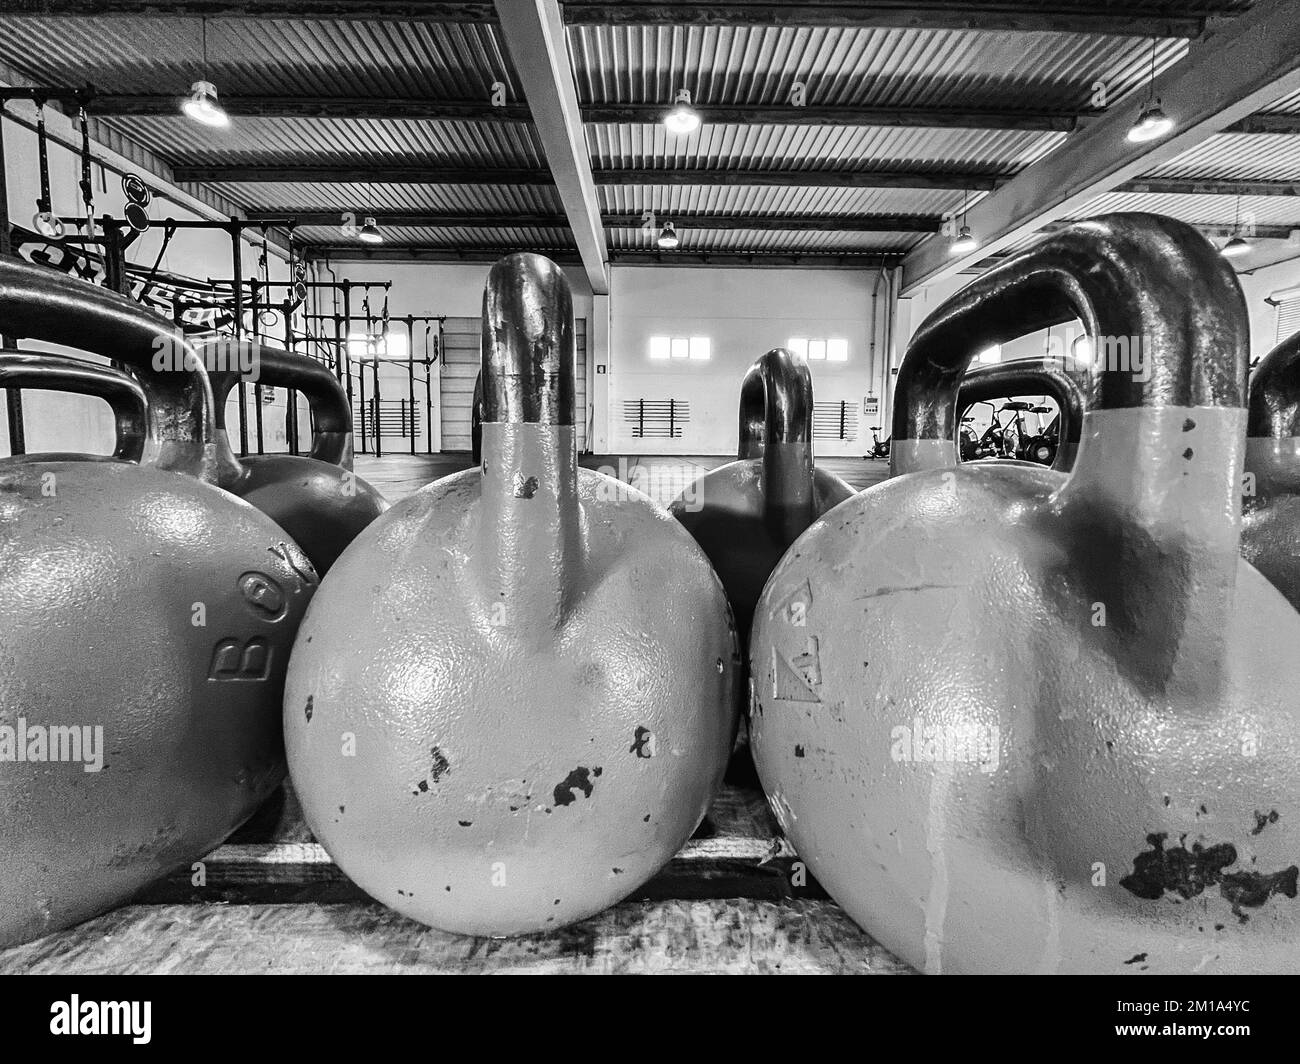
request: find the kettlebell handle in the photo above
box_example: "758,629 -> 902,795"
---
892,213 -> 1246,474
0,351 -> 147,462
205,341 -> 355,468
481,253 -> 575,426
1247,330 -> 1300,440
736,348 -> 813,460
956,357 -> 1084,452
478,253 -> 579,640
0,257 -> 215,478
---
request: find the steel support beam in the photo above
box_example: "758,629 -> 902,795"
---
92,93 -> 1081,131
1116,177 -> 1300,197
249,209 -> 942,232
302,244 -> 903,268
8,1 -> 1207,36
562,2 -> 1206,37
176,164 -> 1000,190
900,0 -> 1300,294
493,0 -> 607,294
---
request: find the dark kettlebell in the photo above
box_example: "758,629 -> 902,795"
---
751,213 -> 1300,974
285,253 -> 738,937
204,340 -> 387,575
0,259 -> 316,947
670,347 -> 854,645
0,351 -> 147,462
957,356 -> 1084,470
1242,330 -> 1300,608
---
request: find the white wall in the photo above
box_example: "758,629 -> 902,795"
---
1237,256 -> 1300,361
608,265 -> 887,456
316,259 -> 594,451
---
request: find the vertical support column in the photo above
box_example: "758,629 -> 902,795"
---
0,114 -> 24,455
232,224 -> 249,455
591,291 -> 611,454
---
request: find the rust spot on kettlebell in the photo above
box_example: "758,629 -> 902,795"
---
1251,809 -> 1280,835
1182,418 -> 1196,432
1120,831 -> 1300,921
629,727 -> 655,758
553,766 -> 599,806
239,571 -> 287,620
303,695 -> 313,722
513,474 -> 539,499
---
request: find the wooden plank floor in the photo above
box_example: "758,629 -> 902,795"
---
0,449 -> 908,975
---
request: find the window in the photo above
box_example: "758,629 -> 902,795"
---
977,345 -> 1002,364
649,335 -> 711,362
788,336 -> 849,362
348,331 -> 408,361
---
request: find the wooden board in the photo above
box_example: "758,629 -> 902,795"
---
0,900 -> 909,975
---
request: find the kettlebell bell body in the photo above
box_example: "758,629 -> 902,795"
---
206,341 -> 387,575
1242,331 -> 1300,609
670,348 -> 853,644
751,214 -> 1300,974
285,254 -> 738,937
0,261 -> 316,947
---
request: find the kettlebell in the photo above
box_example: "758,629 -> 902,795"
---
284,253 -> 738,937
956,357 -> 1084,470
0,259 -> 316,947
205,340 -> 388,575
0,351 -> 147,462
750,213 -> 1300,974
1242,330 -> 1300,609
670,347 -> 854,644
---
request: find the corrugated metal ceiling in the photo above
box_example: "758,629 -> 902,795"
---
566,24 -> 1186,113
0,4 -> 1290,261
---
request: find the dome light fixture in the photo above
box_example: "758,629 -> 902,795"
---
183,80 -> 229,128
663,89 -> 701,135
1220,195 -> 1250,259
1127,40 -> 1174,144
182,19 -> 229,128
950,224 -> 978,255
1127,102 -> 1172,143
359,216 -> 384,244
656,221 -> 680,249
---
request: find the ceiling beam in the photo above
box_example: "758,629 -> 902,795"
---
253,209 -> 942,232
493,0 -> 607,294
9,1 -> 1207,36
92,93 -> 1081,131
2,2 -> 496,19
901,0 -> 1300,294
1041,219 -> 1300,240
1117,177 -> 1300,197
599,168 -> 997,190
172,165 -> 554,183
174,164 -> 1000,190
302,245 -> 903,268
561,3 -> 1205,37
1222,113 -> 1300,135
